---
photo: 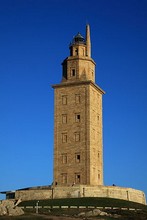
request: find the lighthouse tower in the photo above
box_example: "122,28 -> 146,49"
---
52,25 -> 105,186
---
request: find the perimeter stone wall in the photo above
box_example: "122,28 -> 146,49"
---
15,185 -> 146,205
15,189 -> 52,201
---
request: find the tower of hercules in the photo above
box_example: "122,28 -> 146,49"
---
52,25 -> 105,186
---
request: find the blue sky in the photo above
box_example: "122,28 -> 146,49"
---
0,0 -> 147,200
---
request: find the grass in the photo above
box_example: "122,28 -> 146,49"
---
15,198 -> 147,220
19,197 -> 147,210
0,198 -> 147,220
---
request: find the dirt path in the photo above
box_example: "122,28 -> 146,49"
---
32,214 -> 83,219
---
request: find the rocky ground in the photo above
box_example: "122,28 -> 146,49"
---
0,214 -> 82,219
0,199 -> 147,219
0,200 -> 24,217
0,212 -> 147,220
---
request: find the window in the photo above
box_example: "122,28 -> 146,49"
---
97,114 -> 100,121
62,154 -> 67,164
75,153 -> 80,163
62,133 -> 67,143
75,173 -> 80,183
61,173 -> 67,184
75,113 -> 80,122
75,94 -> 80,104
74,132 -> 80,142
98,152 -> 100,158
62,114 -> 67,124
71,69 -> 76,76
75,48 -> 78,55
62,95 -> 67,105
98,170 -> 101,180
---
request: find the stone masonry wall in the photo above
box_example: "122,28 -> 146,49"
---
15,185 -> 146,205
15,190 -> 52,201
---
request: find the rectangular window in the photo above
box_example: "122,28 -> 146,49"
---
98,152 -> 100,158
74,132 -> 80,142
62,114 -> 67,124
75,48 -> 78,55
62,95 -> 67,105
97,114 -> 100,121
75,173 -> 80,183
62,133 -> 67,143
61,173 -> 67,184
75,153 -> 80,163
71,69 -> 76,76
62,154 -> 67,164
98,170 -> 101,181
75,113 -> 80,122
75,94 -> 80,104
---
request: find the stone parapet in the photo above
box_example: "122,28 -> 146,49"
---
15,185 -> 146,205
15,189 -> 52,201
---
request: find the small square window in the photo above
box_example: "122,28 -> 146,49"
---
71,69 -> 76,76
62,114 -> 67,124
98,170 -> 101,181
75,48 -> 78,55
97,115 -> 100,121
62,95 -> 67,105
62,133 -> 67,143
75,153 -> 80,163
62,154 -> 67,164
75,173 -> 80,183
75,94 -> 80,104
75,113 -> 80,122
61,173 -> 67,183
75,132 -> 80,142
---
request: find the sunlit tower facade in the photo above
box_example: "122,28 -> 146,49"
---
52,25 -> 105,186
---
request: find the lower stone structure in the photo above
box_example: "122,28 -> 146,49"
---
15,185 -> 146,205
0,200 -> 24,216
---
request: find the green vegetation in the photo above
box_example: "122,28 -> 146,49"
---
15,198 -> 147,220
19,197 -> 147,210
0,214 -> 50,219
0,198 -> 146,219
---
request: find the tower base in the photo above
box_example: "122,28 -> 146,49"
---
15,185 -> 146,205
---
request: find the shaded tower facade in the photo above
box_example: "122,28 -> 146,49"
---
52,25 -> 105,186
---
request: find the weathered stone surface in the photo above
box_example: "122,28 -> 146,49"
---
53,25 -> 104,187
78,209 -> 109,217
2,199 -> 14,207
15,185 -> 146,205
85,210 -> 93,217
92,208 -> 101,216
0,205 -> 7,216
0,200 -> 24,216
99,211 -> 108,216
8,206 -> 24,216
77,212 -> 85,217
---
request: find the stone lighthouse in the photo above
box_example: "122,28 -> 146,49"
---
52,25 -> 105,186
9,25 -> 146,206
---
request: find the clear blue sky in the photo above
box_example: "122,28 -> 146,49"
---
0,0 -> 147,200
